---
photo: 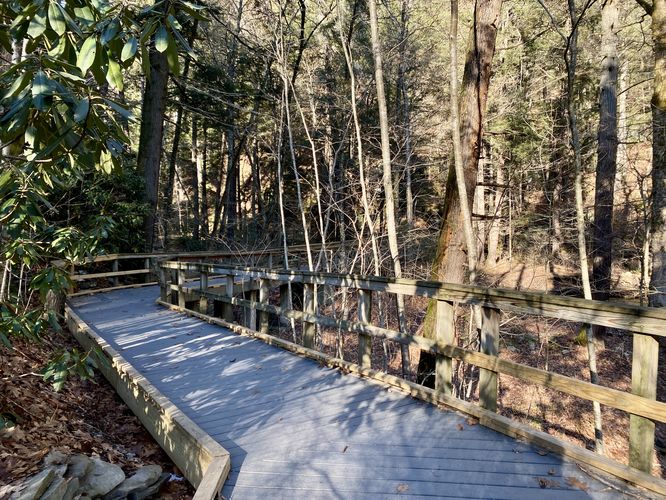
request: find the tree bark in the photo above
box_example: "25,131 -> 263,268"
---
418,0 -> 502,385
649,0 -> 666,307
191,116 -> 201,240
592,0 -> 619,302
138,11 -> 170,251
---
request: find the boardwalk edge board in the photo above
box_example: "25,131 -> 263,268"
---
157,299 -> 666,498
64,303 -> 230,500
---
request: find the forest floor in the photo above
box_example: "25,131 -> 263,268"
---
0,330 -> 194,498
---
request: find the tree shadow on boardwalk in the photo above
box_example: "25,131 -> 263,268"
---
70,286 -> 636,499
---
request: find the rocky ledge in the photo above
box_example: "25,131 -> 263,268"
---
5,451 -> 171,500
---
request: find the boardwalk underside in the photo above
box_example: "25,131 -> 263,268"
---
70,285 -> 626,499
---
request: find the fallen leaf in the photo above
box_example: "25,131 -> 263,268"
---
396,484 -> 409,493
565,477 -> 589,491
457,423 -> 464,431
465,418 -> 478,426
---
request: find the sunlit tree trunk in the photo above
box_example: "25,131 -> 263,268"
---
592,0 -> 619,303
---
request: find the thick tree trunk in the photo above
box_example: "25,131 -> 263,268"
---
430,0 -> 502,285
418,0 -> 502,385
592,0 -> 619,302
138,18 -> 169,251
650,0 -> 666,307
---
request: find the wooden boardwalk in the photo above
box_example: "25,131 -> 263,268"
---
70,285 -> 625,499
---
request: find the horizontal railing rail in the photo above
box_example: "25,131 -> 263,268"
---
157,260 -> 665,495
59,242 -> 342,287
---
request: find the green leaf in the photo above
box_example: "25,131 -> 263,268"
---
3,71 -> 32,100
99,148 -> 113,174
77,36 -> 97,74
102,98 -> 134,121
105,58 -> 123,91
27,10 -> 47,38
47,2 -> 66,35
73,97 -> 89,123
101,19 -> 119,45
121,37 -> 137,62
32,70 -> 52,111
155,25 -> 168,53
166,36 -> 180,75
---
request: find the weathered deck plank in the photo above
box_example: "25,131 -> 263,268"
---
70,286 -> 629,499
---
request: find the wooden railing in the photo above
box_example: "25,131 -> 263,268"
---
61,243 -> 340,288
157,261 -> 666,495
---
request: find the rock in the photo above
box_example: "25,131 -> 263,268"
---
10,468 -> 56,500
62,478 -> 79,500
44,450 -> 68,466
102,465 -> 162,500
127,473 -> 170,500
65,455 -> 93,480
79,459 -> 125,498
40,476 -> 67,500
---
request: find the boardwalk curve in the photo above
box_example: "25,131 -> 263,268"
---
69,285 -> 627,499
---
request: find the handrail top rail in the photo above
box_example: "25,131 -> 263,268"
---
53,242 -> 340,266
160,261 -> 666,336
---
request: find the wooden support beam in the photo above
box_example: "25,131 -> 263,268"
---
479,306 -> 500,412
177,269 -> 186,309
435,299 -> 455,397
170,269 -> 178,305
629,333 -> 659,472
279,283 -> 290,328
303,283 -> 316,349
199,272 -> 209,315
358,289 -> 373,368
224,276 -> 234,322
159,267 -> 168,303
259,279 -> 269,335
144,258 -> 151,283
247,288 -> 258,330
112,260 -> 119,286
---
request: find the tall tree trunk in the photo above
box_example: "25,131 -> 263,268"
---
562,0 -> 604,454
197,120 -> 208,238
486,155 -> 504,266
592,0 -> 619,302
649,0 -> 666,307
161,21 -> 197,246
417,0 -> 502,385
138,12 -> 170,251
191,116 -> 201,240
368,0 -> 411,378
397,0 -> 414,226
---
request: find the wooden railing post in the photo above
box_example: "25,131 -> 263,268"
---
112,259 -> 119,286
629,333 -> 658,472
259,278 -> 269,334
159,265 -> 168,302
435,299 -> 455,397
223,275 -> 234,322
247,285 -> 258,330
357,288 -> 372,368
303,283 -> 316,349
199,271 -> 209,314
144,257 -> 151,283
177,267 -> 186,309
279,283 -> 290,327
479,306 -> 500,412
170,269 -> 178,305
